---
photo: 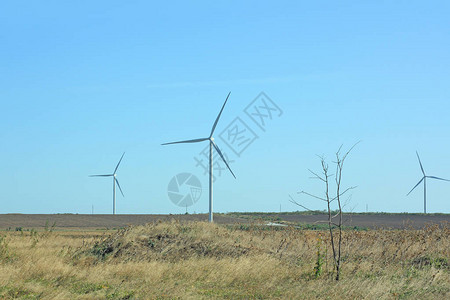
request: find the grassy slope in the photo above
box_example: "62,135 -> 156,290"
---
0,222 -> 448,299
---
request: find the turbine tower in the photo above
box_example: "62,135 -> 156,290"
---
407,151 -> 450,213
90,152 -> 125,215
162,92 -> 236,223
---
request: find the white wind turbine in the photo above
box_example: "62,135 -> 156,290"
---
407,151 -> 450,213
90,152 -> 125,215
162,92 -> 236,222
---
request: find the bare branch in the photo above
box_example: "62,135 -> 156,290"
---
315,154 -> 325,161
308,169 -> 326,182
347,204 -> 358,214
288,194 -> 313,211
330,186 -> 357,201
336,144 -> 343,156
341,141 -> 361,163
298,190 -> 328,202
342,194 -> 354,211
331,211 -> 340,220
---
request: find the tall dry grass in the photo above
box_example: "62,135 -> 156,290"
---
0,221 -> 448,299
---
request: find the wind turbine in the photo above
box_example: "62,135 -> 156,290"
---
162,92 -> 236,223
90,152 -> 125,215
407,151 -> 450,213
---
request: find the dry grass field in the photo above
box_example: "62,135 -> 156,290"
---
0,221 -> 448,299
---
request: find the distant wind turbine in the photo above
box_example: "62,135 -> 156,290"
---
407,151 -> 450,213
90,152 -> 125,215
162,92 -> 236,223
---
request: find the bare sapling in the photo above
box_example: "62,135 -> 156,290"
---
290,142 -> 358,280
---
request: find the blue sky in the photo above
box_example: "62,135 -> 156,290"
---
1,1 -> 449,214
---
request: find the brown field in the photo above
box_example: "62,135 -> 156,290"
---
0,214 -> 250,230
0,218 -> 448,299
0,213 -> 448,230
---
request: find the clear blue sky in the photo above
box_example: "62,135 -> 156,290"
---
1,1 -> 449,214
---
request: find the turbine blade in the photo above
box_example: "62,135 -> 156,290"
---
210,92 -> 231,137
427,176 -> 450,182
161,138 -> 209,145
212,141 -> 236,179
115,178 -> 125,197
89,174 -> 113,177
416,151 -> 425,176
114,152 -> 125,174
407,177 -> 424,196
